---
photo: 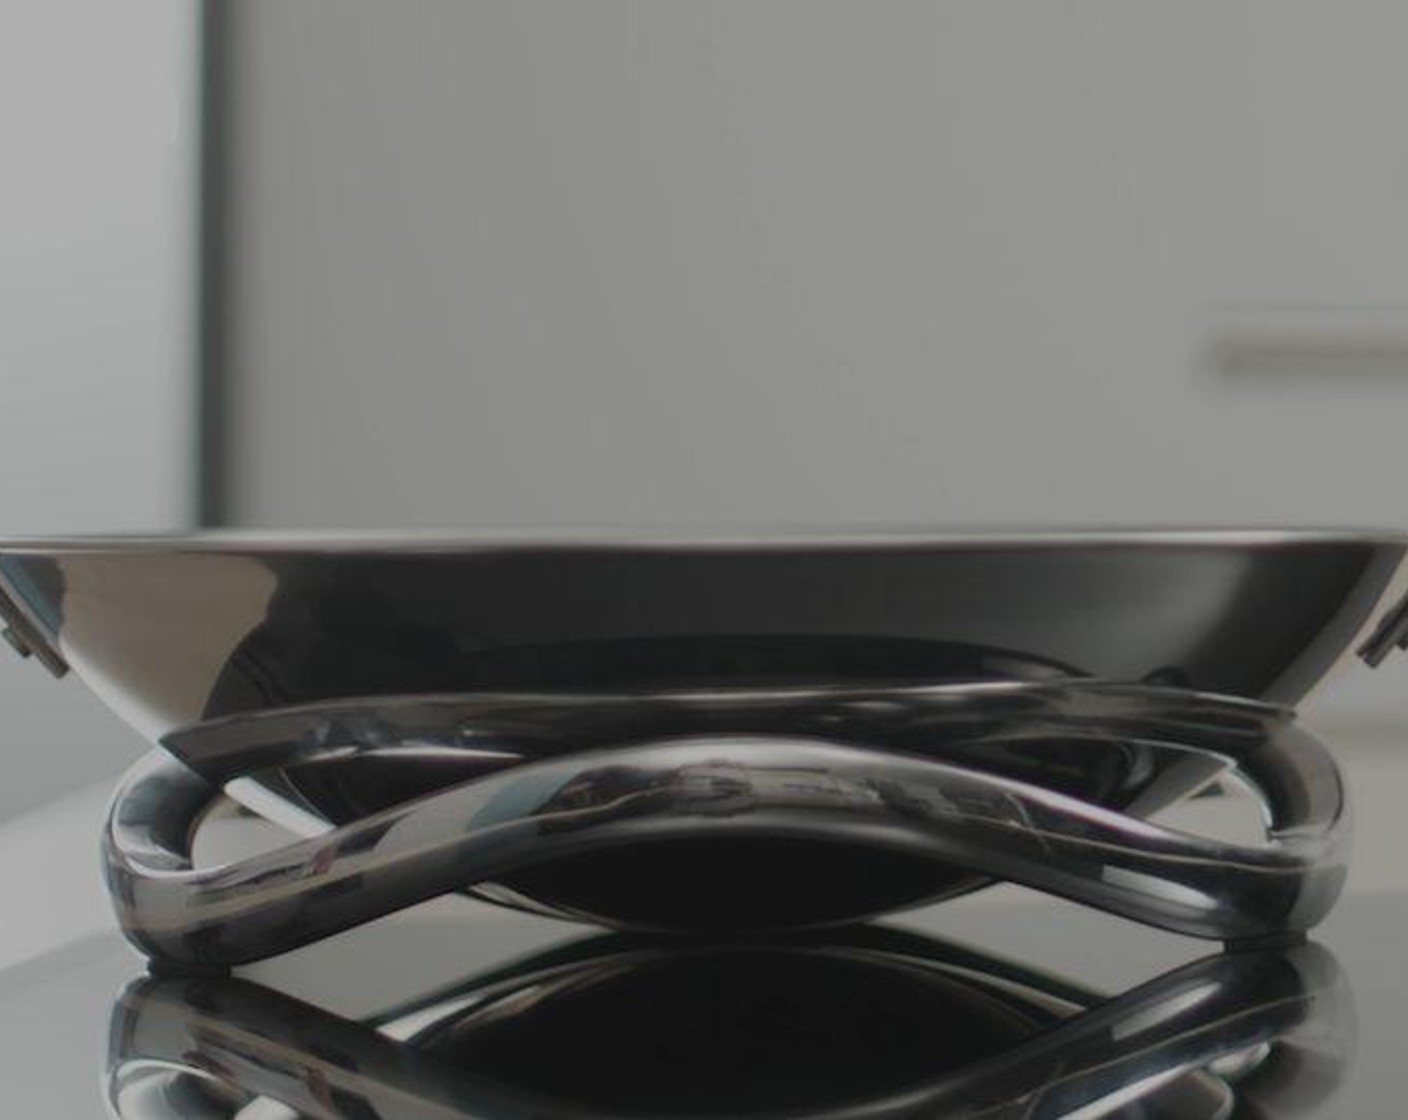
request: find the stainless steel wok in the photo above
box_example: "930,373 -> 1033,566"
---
3,529 -> 1404,966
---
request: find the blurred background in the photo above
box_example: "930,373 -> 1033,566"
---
3,3 -> 1408,828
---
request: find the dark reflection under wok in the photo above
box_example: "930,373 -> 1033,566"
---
413,942 -> 1044,1111
106,925 -> 1353,1119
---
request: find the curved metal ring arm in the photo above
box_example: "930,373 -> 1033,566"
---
104,721 -> 1347,967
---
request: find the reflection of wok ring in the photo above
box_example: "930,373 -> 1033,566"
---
103,682 -> 1348,968
105,928 -> 1353,1119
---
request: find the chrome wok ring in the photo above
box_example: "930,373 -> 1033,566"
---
102,681 -> 1349,968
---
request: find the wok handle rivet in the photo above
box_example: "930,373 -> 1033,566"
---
2,626 -> 32,660
1358,591 -> 1408,667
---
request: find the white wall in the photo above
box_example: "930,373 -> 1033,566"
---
0,2 -> 196,813
216,2 -> 1408,720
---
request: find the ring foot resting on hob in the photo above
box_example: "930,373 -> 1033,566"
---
101,686 -> 1348,969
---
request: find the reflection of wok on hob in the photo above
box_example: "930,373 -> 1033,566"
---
106,926 -> 1353,1120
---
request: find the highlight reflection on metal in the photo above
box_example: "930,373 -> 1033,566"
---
105,927 -> 1354,1119
103,682 -> 1348,966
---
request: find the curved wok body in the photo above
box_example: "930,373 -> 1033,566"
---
3,530 -> 1402,965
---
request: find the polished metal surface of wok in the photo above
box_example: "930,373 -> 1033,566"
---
2,530 -> 1406,740
4,529 -> 1404,965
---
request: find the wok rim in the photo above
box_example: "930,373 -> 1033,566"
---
0,525 -> 1405,555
